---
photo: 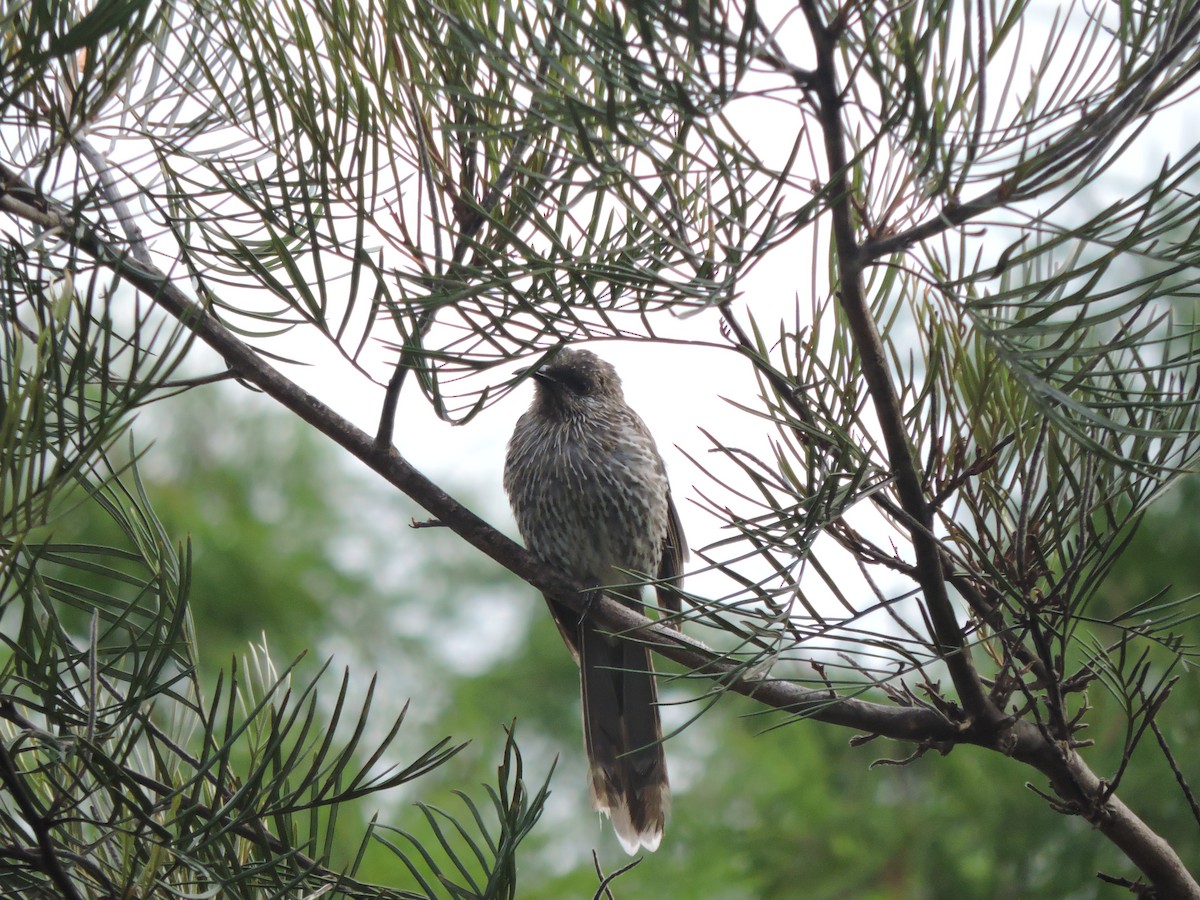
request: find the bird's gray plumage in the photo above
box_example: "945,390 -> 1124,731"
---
504,347 -> 685,853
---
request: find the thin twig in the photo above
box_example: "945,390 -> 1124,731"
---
74,138 -> 154,268
590,851 -> 640,900
0,732 -> 86,900
1151,717 -> 1200,831
375,1 -> 570,449
859,11 -> 1200,262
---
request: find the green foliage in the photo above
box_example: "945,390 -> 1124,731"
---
0,438 -> 554,896
374,726 -> 551,900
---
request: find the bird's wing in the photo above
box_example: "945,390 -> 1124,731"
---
656,490 -> 687,626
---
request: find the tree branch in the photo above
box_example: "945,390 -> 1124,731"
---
797,0 -> 995,722
1008,732 -> 1200,900
858,8 -> 1200,262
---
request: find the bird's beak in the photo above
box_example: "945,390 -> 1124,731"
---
516,359 -> 556,385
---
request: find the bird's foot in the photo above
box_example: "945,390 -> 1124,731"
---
578,583 -> 603,627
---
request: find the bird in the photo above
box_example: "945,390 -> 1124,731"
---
504,347 -> 686,854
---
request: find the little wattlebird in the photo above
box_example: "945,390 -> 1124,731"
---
504,347 -> 686,854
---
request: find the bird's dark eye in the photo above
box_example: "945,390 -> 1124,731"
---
557,370 -> 592,395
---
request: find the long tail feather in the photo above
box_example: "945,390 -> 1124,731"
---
579,622 -> 669,853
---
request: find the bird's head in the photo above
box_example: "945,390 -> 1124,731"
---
526,347 -> 625,418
